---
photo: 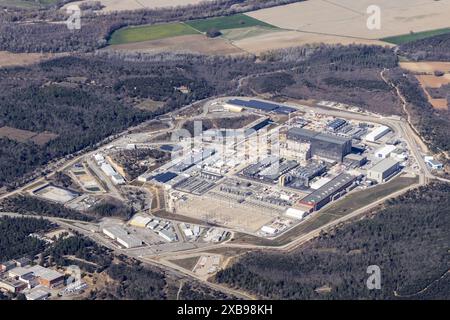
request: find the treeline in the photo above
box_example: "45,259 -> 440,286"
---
46,235 -> 113,273
0,45 -> 406,187
245,45 -> 403,115
0,50 -> 290,186
0,216 -> 54,261
216,182 -> 450,300
0,195 -> 94,221
388,68 -> 450,153
399,33 -> 450,61
89,198 -> 135,220
0,0 -> 304,53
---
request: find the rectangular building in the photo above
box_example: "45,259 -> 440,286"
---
287,128 -> 351,162
367,158 -> 400,183
27,265 -> 65,289
102,226 -> 142,249
299,173 -> 358,211
365,126 -> 391,142
374,145 -> 396,159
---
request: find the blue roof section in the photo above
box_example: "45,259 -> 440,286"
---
153,172 -> 178,183
227,99 -> 296,114
160,144 -> 182,152
274,106 -> 297,114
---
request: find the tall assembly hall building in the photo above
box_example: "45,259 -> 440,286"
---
287,128 -> 352,162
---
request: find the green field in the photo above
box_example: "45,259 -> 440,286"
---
108,22 -> 200,45
186,13 -> 276,32
108,13 -> 277,46
382,28 -> 450,45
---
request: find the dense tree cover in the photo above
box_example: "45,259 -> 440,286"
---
0,195 -> 94,221
388,68 -> 450,153
399,34 -> 450,61
246,45 -> 402,115
178,283 -> 234,300
0,0 -> 303,53
101,263 -> 167,300
47,235 -> 112,273
0,45 -> 421,187
89,198 -> 135,220
0,216 -> 54,261
0,49 -> 290,186
216,182 -> 450,300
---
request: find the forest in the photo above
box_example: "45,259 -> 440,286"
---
0,216 -> 54,261
399,33 -> 450,61
0,45 -> 405,187
387,68 -> 450,154
0,215 -> 235,300
215,182 -> 450,300
0,195 -> 94,221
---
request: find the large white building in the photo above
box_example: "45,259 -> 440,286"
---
374,145 -> 397,159
365,126 -> 391,142
367,158 -> 400,183
285,208 -> 306,220
102,226 -> 142,249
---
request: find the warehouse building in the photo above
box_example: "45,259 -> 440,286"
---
375,145 -> 397,159
102,226 -> 143,249
367,158 -> 400,183
287,128 -> 352,162
25,287 -> 50,300
158,229 -> 177,242
0,261 -> 16,272
365,125 -> 391,142
129,215 -> 152,228
425,157 -> 443,170
27,265 -> 65,289
0,277 -> 26,293
299,173 -> 359,211
285,208 -> 306,220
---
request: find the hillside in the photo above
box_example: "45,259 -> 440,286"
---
215,182 -> 450,300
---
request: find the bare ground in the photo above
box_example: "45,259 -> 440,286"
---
106,34 -> 244,56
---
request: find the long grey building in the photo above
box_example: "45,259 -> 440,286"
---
367,158 -> 400,183
287,128 -> 352,162
299,173 -> 358,211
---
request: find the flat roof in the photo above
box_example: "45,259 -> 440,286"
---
301,173 -> 357,204
153,172 -> 178,183
369,158 -> 399,173
28,265 -> 64,282
288,127 -> 350,145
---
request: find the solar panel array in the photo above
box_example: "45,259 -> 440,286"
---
227,99 -> 296,114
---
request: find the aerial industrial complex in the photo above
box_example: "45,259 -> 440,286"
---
2,93 -> 436,297
19,96 -> 417,240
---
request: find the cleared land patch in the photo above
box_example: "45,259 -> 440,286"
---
0,51 -> 55,68
220,26 -> 281,42
232,30 -> 389,55
246,0 -> 450,41
107,34 -> 243,55
108,23 -> 199,45
400,61 -> 450,111
0,126 -> 58,145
